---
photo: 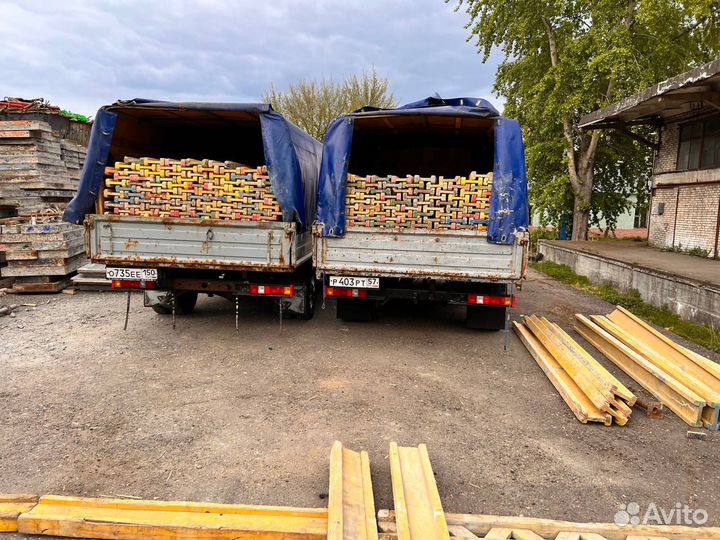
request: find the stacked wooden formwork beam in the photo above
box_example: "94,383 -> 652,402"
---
514,315 -> 636,426
345,171 -> 492,230
103,157 -> 282,221
5,441 -> 720,539
576,306 -> 720,431
0,220 -> 85,293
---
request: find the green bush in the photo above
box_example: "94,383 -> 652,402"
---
529,228 -> 558,253
530,261 -> 720,353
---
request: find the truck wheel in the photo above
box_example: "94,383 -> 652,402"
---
467,305 -> 507,330
176,292 -> 198,315
152,292 -> 198,315
336,298 -> 375,322
296,278 -> 316,320
152,304 -> 171,315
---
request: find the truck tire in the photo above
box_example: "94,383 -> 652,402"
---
152,304 -> 171,315
152,292 -> 198,315
336,298 -> 375,322
296,278 -> 316,320
466,305 -> 507,330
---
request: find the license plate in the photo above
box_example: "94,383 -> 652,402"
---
106,267 -> 158,281
329,276 -> 380,289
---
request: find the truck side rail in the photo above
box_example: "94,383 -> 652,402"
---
313,225 -> 526,282
87,215 -> 311,272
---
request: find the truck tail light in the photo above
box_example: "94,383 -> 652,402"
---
325,286 -> 368,299
248,284 -> 295,297
468,294 -> 515,307
111,280 -> 156,290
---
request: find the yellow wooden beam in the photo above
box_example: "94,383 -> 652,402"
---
596,316 -> 720,407
513,322 -> 610,425
614,306 -> 720,380
327,441 -> 378,540
575,314 -> 705,428
524,316 -> 613,412
389,442 -> 449,540
547,320 -> 636,406
591,314 -> 720,430
607,306 -> 720,430
482,527 -> 513,538
0,494 -> 38,533
377,509 -> 720,539
17,495 -> 328,540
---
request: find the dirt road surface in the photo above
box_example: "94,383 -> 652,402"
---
1,268 -> 719,536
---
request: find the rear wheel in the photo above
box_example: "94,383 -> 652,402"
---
336,298 -> 376,322
152,291 -> 198,315
296,278 -> 317,320
466,305 -> 507,330
152,304 -> 171,315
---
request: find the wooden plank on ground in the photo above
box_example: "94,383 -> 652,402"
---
327,441 -> 377,540
0,494 -> 38,532
11,277 -> 72,293
575,314 -> 706,428
388,442 -> 449,540
606,306 -> 720,430
17,495 -> 328,540
377,510 -> 720,539
513,321 -> 610,425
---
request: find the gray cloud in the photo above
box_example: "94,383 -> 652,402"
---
0,0 -> 502,118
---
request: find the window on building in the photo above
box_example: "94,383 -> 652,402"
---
677,115 -> 720,170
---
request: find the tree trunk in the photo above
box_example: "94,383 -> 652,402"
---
571,187 -> 592,240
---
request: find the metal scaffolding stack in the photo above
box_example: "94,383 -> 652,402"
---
103,157 -> 282,221
345,171 -> 493,230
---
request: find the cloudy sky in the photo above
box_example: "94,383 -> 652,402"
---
0,0 -> 502,118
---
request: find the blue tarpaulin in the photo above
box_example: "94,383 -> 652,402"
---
317,96 -> 529,244
63,100 -> 322,230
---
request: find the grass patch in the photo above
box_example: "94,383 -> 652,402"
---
661,244 -> 711,258
531,260 -> 720,354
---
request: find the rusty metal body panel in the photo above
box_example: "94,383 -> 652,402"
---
86,215 -> 311,272
313,225 -> 526,283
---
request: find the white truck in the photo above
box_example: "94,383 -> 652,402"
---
313,97 -> 529,329
64,100 -> 322,320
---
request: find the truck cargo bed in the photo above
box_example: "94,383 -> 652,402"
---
314,226 -> 525,282
87,215 -> 311,272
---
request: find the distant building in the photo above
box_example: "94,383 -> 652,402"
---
580,60 -> 720,257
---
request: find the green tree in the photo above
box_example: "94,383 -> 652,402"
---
263,69 -> 396,141
454,0 -> 719,239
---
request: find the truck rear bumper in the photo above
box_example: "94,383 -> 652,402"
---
325,279 -> 511,305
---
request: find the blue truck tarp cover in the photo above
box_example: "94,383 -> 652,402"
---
317,96 -> 529,244
63,99 -> 322,231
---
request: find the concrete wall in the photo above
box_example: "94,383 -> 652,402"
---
538,240 -> 720,327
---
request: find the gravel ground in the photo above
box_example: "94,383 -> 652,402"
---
1,268 -> 719,536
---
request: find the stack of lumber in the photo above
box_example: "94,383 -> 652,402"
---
5,441 -> 720,539
0,120 -> 86,217
514,314 -> 636,426
0,219 -> 85,293
576,306 -> 720,431
345,171 -> 492,231
103,157 -> 282,221
71,263 -> 114,291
